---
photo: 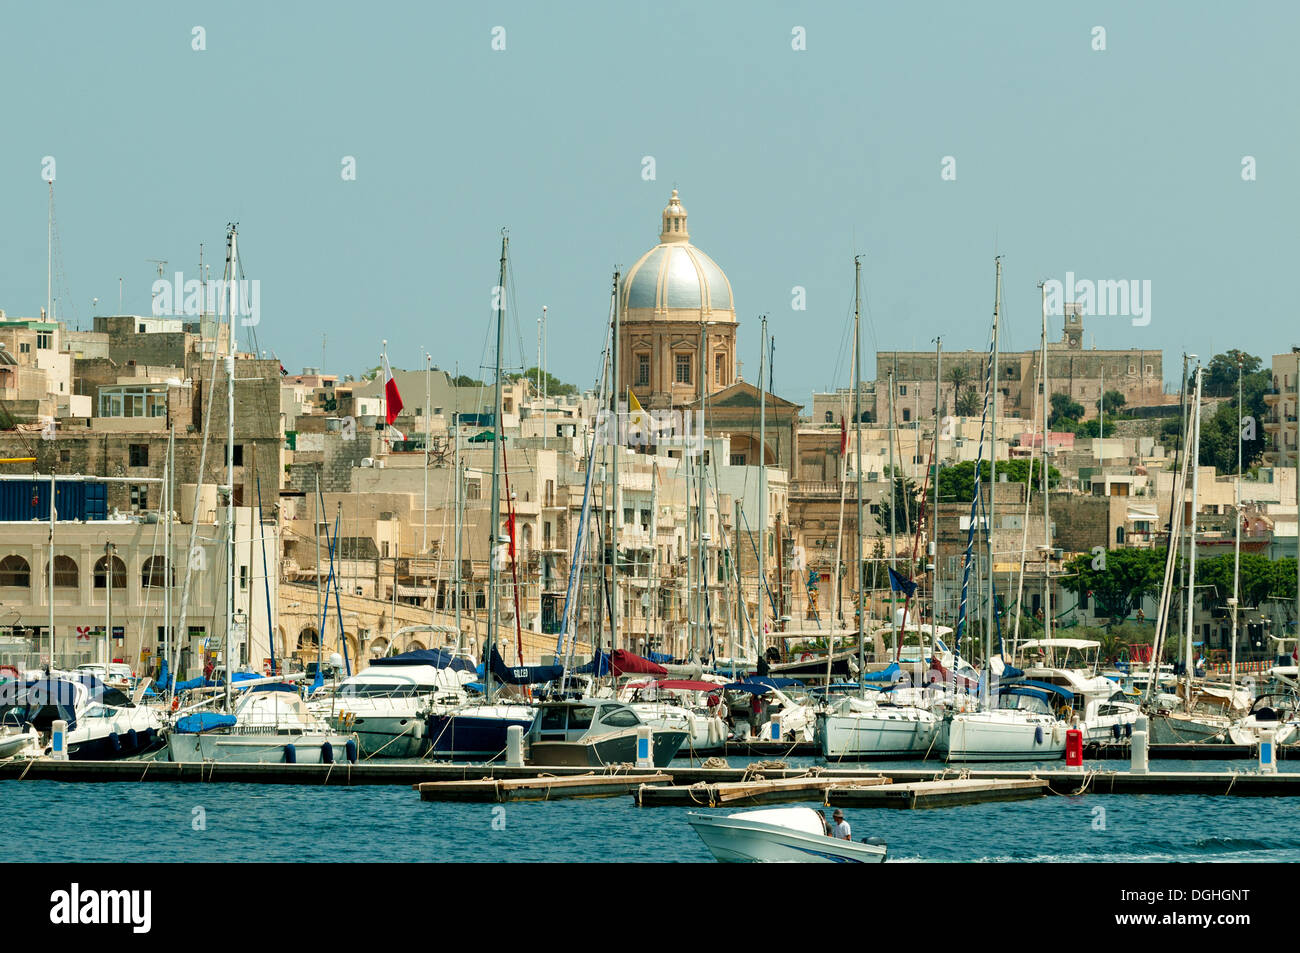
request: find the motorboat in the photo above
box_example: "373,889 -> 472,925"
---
0,674 -> 163,759
1078,695 -> 1142,743
816,695 -> 940,760
0,720 -> 41,759
525,698 -> 686,767
941,680 -> 1068,762
309,649 -> 471,758
1228,694 -> 1299,746
688,807 -> 887,863
616,678 -> 728,754
166,683 -> 358,764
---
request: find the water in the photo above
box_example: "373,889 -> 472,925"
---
4,759 -> 1296,862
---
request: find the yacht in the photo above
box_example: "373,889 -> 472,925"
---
0,674 -> 163,759
816,695 -> 940,760
941,681 -> 1068,762
309,649 -> 471,758
427,702 -> 537,760
525,698 -> 686,767
166,683 -> 358,764
688,807 -> 886,863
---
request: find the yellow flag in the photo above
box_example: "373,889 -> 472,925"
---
627,388 -> 647,445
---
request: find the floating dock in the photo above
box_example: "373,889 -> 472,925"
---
827,777 -> 1048,809
635,774 -> 890,808
416,772 -> 671,802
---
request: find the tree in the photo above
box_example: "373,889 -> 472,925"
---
936,459 -> 1060,504
1048,393 -> 1084,431
509,367 -> 578,397
452,374 -> 485,388
947,366 -> 981,417
1202,350 -> 1263,399
877,472 -> 922,536
1097,390 -> 1126,414
955,388 -> 981,417
1195,351 -> 1269,472
1058,548 -> 1168,624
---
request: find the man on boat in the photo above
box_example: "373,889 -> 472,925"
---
830,809 -> 851,840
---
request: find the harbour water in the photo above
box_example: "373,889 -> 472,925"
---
7,760 -> 1297,863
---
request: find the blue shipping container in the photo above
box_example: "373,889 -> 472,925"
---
0,479 -> 109,522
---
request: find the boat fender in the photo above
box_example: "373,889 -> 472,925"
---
411,720 -> 425,740
1124,722 -> 1133,739
1111,723 -> 1121,740
127,728 -> 139,750
1052,724 -> 1064,744
283,743 -> 297,764
170,695 -> 180,713
109,732 -> 122,752
1034,726 -> 1044,745
321,742 -> 334,764
345,739 -> 358,764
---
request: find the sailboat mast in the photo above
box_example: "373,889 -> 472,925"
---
932,337 -> 942,638
1184,363 -> 1203,712
985,257 -> 1001,687
1042,281 -> 1051,644
453,410 -> 463,654
223,224 -> 238,714
1230,357 -> 1243,695
758,316 -> 767,646
853,256 -> 865,694
485,233 -> 508,699
611,271 -> 621,654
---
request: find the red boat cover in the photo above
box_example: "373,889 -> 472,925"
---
610,649 -> 668,677
653,679 -> 722,693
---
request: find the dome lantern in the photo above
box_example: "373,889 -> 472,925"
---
660,189 -> 689,243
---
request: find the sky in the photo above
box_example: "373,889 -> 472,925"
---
1,1 -> 1296,405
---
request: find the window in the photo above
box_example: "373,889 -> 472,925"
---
93,554 -> 127,589
129,444 -> 148,467
902,408 -> 911,422
37,331 -> 52,349
51,555 -> 78,588
0,555 -> 31,587
714,353 -> 726,386
130,485 -> 148,510
899,385 -> 907,396
142,556 -> 173,588
232,444 -> 244,466
19,342 -> 30,354
675,353 -> 692,385
60,450 -> 70,463
239,565 -> 248,591
636,354 -> 650,386
600,707 -> 640,728
466,480 -> 481,500
731,453 -> 746,466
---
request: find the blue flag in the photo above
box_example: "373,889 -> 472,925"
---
888,567 -> 918,598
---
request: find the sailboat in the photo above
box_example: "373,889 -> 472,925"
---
817,256 -> 940,760
940,260 -> 1067,763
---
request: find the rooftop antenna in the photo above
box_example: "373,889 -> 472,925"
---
147,260 -> 168,314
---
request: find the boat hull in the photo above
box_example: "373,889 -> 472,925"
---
817,708 -> 938,760
165,730 -> 358,764
943,712 -> 1066,762
1147,712 -> 1231,745
328,713 -> 427,759
427,711 -> 534,759
527,728 -> 687,768
688,813 -> 886,863
68,726 -> 164,760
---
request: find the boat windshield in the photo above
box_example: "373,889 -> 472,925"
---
997,691 -> 1054,716
339,683 -> 444,698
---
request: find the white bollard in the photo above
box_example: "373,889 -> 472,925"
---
635,725 -> 654,768
1259,725 -> 1277,775
505,725 -> 524,767
50,719 -> 68,760
1130,729 -> 1148,775
770,711 -> 782,742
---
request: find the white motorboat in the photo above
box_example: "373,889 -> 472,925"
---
1228,695 -> 1299,746
816,696 -> 940,760
0,722 -> 40,759
617,678 -> 729,754
166,684 -> 358,764
525,698 -> 687,768
309,650 -> 470,758
688,807 -> 887,863
0,674 -> 163,759
1079,695 -> 1142,743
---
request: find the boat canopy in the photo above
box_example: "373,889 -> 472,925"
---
490,647 -> 564,685
652,679 -> 722,693
724,677 -> 802,695
1000,678 -> 1075,703
371,649 -> 477,674
610,649 -> 668,677
863,662 -> 901,684
1019,639 -> 1101,652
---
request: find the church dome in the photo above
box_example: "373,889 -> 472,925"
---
622,190 -> 735,320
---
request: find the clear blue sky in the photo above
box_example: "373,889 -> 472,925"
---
2,2 -> 1295,403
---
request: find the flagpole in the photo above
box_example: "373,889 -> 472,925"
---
381,340 -> 388,457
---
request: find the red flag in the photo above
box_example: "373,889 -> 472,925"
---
839,416 -> 847,455
506,509 -> 517,558
382,354 -> 404,425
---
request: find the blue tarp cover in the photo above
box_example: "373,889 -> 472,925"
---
863,662 -> 901,683
371,649 -> 477,674
174,712 -> 237,734
723,677 -> 803,695
490,647 -> 563,685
